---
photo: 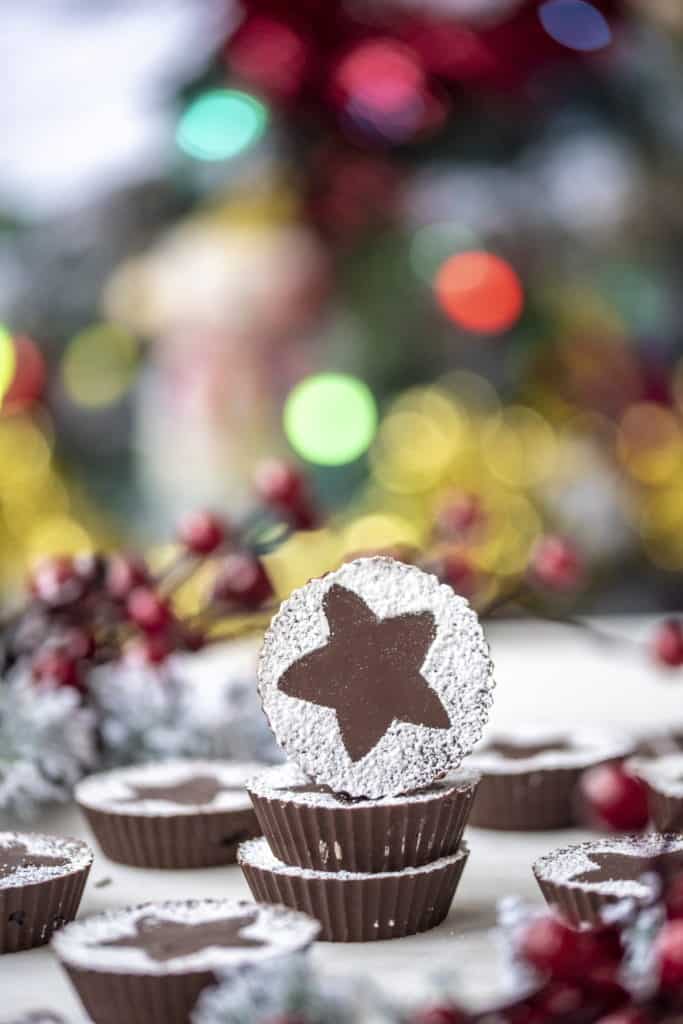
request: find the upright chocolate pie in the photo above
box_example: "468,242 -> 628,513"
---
76,760 -> 263,868
238,557 -> 490,940
629,753 -> 683,833
0,831 -> 93,953
52,898 -> 320,1024
533,833 -> 683,926
467,727 -> 631,830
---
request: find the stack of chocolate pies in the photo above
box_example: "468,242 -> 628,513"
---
238,556 -> 495,941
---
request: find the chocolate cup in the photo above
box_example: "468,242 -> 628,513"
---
0,863 -> 91,954
79,805 -> 260,869
63,964 -> 216,1024
468,767 -> 585,831
644,784 -> 683,833
239,841 -> 469,942
532,874 -> 620,929
248,779 -> 478,873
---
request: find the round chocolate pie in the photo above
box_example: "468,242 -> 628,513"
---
247,761 -> 479,873
76,760 -> 264,868
629,753 -> 683,832
533,833 -> 683,927
0,831 -> 93,953
467,727 -> 631,830
52,898 -> 320,1024
239,836 -> 469,942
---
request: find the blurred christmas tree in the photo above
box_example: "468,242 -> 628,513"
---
1,0 -> 683,610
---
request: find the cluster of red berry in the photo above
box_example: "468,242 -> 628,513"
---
5,461 -> 317,694
413,881 -> 683,1024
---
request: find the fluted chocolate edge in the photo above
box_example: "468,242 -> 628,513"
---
0,863 -> 91,954
469,767 -> 586,831
533,873 -> 619,928
79,804 -> 260,869
62,964 -> 215,1024
248,781 -> 478,872
644,784 -> 683,833
240,846 -> 469,942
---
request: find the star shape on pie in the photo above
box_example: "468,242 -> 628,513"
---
278,584 -> 450,762
100,911 -> 264,961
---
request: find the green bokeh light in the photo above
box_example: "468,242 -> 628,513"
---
176,89 -> 268,162
0,326 -> 17,405
284,373 -> 378,466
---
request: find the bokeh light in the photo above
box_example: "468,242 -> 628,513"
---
283,372 -> 377,466
434,251 -> 524,334
3,335 -> 46,413
176,89 -> 268,162
409,222 -> 479,285
481,407 -> 558,487
539,0 -> 612,52
617,403 -> 683,485
61,323 -> 138,408
0,326 -> 17,406
27,517 -> 93,558
344,514 -> 420,553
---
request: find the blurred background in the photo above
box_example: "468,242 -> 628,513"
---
2,0 -> 683,612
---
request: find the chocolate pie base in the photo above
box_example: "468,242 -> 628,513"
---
0,833 -> 93,954
629,754 -> 683,833
247,763 -> 479,873
239,836 -> 469,942
533,833 -> 683,927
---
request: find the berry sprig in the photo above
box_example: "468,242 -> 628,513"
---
1,460 -> 318,694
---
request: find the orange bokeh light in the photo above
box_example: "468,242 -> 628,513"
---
434,251 -> 524,334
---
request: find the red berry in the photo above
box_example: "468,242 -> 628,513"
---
32,647 -> 81,690
29,556 -> 82,607
62,627 -> 96,661
411,1007 -> 468,1024
212,553 -> 273,608
439,552 -> 476,597
254,460 -> 304,509
519,915 -> 594,979
530,535 -> 583,591
126,587 -> 171,632
580,762 -> 649,831
653,620 -> 683,668
178,511 -> 227,555
140,632 -> 172,665
107,555 -> 148,600
182,628 -> 206,652
595,1011 -> 651,1024
656,919 -> 683,990
666,874 -> 683,918
435,493 -> 484,539
533,981 -> 584,1017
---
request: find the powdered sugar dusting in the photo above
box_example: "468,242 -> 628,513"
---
533,834 -> 683,897
238,835 -> 469,881
0,831 -> 93,890
248,761 -> 480,808
629,753 -> 683,797
470,726 -> 632,774
75,760 -> 264,816
52,899 -> 319,974
258,557 -> 494,798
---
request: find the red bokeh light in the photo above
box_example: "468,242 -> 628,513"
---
434,251 -> 524,334
2,335 -> 46,413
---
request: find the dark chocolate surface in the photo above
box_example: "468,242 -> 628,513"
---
483,739 -> 571,761
117,776 -> 236,807
98,911 -> 265,961
574,848 -> 683,886
0,841 -> 69,880
278,584 -> 448,762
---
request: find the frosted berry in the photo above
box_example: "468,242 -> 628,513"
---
653,620 -> 683,668
212,553 -> 273,608
519,914 -> 594,979
107,554 -> 149,600
531,536 -> 582,591
29,556 -> 82,607
656,919 -> 683,990
254,460 -> 304,509
178,510 -> 227,555
32,647 -> 81,690
435,493 -> 483,539
126,587 -> 171,632
580,763 -> 649,831
411,1007 -> 468,1024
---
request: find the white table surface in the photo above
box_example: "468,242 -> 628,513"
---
2,617 -> 680,1020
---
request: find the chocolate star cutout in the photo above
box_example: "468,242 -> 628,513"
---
278,584 -> 449,762
574,849 -> 683,886
100,911 -> 265,961
119,776 -> 236,807
0,841 -> 69,880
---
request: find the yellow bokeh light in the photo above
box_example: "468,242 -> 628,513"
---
469,491 -> 542,576
343,514 -> 420,553
27,517 -> 93,558
62,323 -> 138,408
0,417 -> 51,484
481,406 -> 558,487
617,403 -> 683,485
439,370 -> 501,415
263,528 -> 342,597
